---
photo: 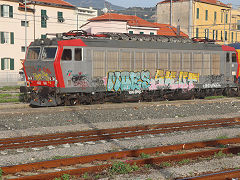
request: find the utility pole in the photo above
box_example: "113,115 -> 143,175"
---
170,0 -> 172,26
25,0 -> 27,54
222,8 -> 229,44
188,0 -> 193,39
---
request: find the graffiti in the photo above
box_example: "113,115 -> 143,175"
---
204,74 -> 224,83
202,75 -> 224,89
92,78 -> 105,89
203,83 -> 221,88
71,72 -> 89,88
33,71 -> 50,81
106,70 -> 199,91
150,70 -> 199,90
67,70 -> 72,77
107,71 -> 151,91
25,65 -> 52,75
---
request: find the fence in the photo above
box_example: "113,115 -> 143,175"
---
0,71 -> 25,87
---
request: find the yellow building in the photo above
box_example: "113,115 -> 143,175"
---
157,0 -> 240,44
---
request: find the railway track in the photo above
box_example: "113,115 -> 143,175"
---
2,137 -> 240,179
0,117 -> 240,151
179,169 -> 240,180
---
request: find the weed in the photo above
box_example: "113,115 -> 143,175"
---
52,156 -> 73,160
146,179 -> 153,180
160,162 -> 171,167
95,174 -> 101,179
109,161 -> 139,175
0,168 -> 2,180
0,86 -> 19,91
62,174 -> 71,180
204,96 -> 225,100
217,144 -> 228,148
238,152 -> 240,156
82,172 -> 89,179
178,159 -> 190,165
54,178 -> 61,180
214,150 -> 226,158
144,164 -> 152,169
216,135 -> 229,140
140,153 -> 151,159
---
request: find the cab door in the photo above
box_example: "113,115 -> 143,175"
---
60,47 -> 74,87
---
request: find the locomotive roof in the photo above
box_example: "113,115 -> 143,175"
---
31,37 -> 226,52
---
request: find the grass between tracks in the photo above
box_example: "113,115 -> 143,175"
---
0,86 -> 23,103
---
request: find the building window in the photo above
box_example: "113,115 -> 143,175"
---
204,29 -> 209,39
150,32 -> 154,35
21,46 -> 26,52
213,30 -> 215,40
221,12 -> 223,23
0,32 -> 14,44
238,20 -> 240,30
0,5 -> 13,18
41,34 -> 46,39
216,30 -> 218,40
214,12 -> 217,23
21,21 -> 29,27
1,58 -> 14,70
196,8 -> 199,19
140,32 -> 144,34
196,28 -> 199,38
236,32 -> 238,42
57,11 -> 64,23
205,10 -> 208,21
129,31 -> 133,34
232,32 -> 234,42
221,31 -> 223,41
41,9 -> 48,28
225,31 -> 227,41
225,14 -> 228,24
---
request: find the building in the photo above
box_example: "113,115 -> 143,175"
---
81,13 -> 188,37
157,0 -> 240,44
0,0 -> 97,85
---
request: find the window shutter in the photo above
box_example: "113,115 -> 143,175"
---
10,59 -> 14,70
9,6 -> 13,18
1,58 -> 4,70
1,32 -> 4,44
0,5 -> 3,17
10,32 -> 14,44
41,10 -> 47,28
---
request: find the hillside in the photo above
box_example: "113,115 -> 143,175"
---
65,0 -> 126,10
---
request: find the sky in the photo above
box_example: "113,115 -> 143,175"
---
107,0 -> 238,8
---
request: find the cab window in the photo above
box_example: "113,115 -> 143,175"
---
232,53 -> 237,63
61,49 -> 72,61
42,47 -> 57,60
27,47 -> 40,60
75,48 -> 82,61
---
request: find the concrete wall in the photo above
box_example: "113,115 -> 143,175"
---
82,21 -> 158,35
157,1 -> 190,36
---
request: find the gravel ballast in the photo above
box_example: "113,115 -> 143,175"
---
0,98 -> 240,179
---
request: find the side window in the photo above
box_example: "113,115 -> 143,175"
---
61,49 -> 72,61
226,52 -> 230,62
232,53 -> 237,63
75,48 -> 82,61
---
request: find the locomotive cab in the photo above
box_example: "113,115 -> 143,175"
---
22,39 -> 59,106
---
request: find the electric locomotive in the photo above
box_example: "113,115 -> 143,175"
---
21,31 -> 240,107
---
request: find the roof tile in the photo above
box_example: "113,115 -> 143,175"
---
158,0 -> 230,7
89,13 -> 188,37
31,0 -> 74,7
